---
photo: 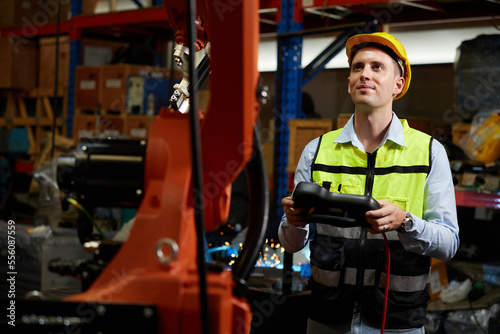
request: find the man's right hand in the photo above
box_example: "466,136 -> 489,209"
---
281,196 -> 311,228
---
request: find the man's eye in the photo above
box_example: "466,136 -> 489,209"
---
373,65 -> 382,70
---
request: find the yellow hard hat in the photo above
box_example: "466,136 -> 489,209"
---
346,32 -> 411,100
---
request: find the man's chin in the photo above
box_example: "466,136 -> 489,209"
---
352,96 -> 374,106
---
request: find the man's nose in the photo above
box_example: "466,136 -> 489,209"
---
360,67 -> 371,80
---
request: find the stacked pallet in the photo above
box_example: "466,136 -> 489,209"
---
0,36 -> 67,160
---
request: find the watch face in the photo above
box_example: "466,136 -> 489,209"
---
405,216 -> 413,232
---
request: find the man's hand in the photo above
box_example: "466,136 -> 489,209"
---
365,199 -> 406,234
281,196 -> 311,228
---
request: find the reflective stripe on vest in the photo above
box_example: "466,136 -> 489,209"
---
311,266 -> 429,292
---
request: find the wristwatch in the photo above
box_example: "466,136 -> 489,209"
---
397,211 -> 413,234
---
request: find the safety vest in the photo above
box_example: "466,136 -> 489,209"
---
308,119 -> 433,329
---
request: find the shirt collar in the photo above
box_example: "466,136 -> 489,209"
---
334,112 -> 406,152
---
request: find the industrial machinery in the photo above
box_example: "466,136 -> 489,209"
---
0,128 -> 31,221
11,1 -> 268,333
57,138 -> 146,243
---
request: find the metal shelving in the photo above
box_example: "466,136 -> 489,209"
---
267,0 -> 500,218
1,0 -> 498,210
0,1 -> 168,138
455,189 -> 500,210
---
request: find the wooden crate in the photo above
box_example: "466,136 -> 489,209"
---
0,90 -> 36,126
101,64 -> 169,114
75,66 -> 102,112
0,38 -> 38,90
0,87 -> 67,158
34,87 -> 68,128
124,115 -> 154,139
336,113 -> 352,129
38,36 -> 70,90
287,119 -> 334,173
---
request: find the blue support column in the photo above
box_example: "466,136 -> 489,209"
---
272,0 -> 304,222
67,0 -> 83,139
67,40 -> 81,139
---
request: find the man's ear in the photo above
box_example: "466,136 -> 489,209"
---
347,76 -> 351,95
393,76 -> 404,96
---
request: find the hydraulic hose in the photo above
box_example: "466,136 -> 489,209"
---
381,232 -> 391,334
232,126 -> 270,294
185,0 -> 210,332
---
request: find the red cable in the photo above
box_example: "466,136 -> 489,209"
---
381,232 -> 391,334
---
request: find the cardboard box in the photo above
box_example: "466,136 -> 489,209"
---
287,119 -> 334,173
452,122 -> 471,146
75,66 -> 102,111
73,115 -> 99,140
38,35 -> 70,90
40,0 -> 71,24
0,1 -> 71,29
0,1 -> 36,28
429,258 -> 449,301
0,38 -> 38,90
99,115 -> 125,137
72,114 -> 125,142
125,115 -> 155,139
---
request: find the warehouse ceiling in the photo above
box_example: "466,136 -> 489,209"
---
259,0 -> 500,34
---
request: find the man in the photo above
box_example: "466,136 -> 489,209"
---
278,32 -> 459,333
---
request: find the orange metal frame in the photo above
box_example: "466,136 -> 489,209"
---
65,1 -> 260,333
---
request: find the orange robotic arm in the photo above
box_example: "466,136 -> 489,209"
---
64,1 -> 264,334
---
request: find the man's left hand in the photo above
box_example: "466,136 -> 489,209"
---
365,199 -> 406,234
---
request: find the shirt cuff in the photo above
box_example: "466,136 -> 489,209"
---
278,220 -> 309,253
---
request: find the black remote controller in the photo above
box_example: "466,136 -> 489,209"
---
291,182 -> 381,228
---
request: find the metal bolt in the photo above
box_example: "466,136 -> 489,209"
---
96,305 -> 106,317
143,307 -> 154,319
